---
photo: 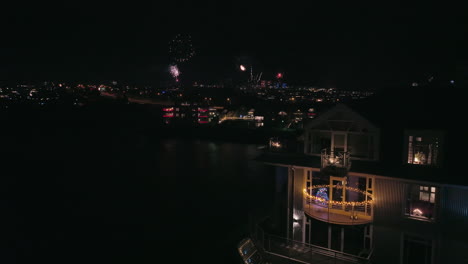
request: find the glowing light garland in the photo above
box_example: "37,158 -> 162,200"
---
303,185 -> 373,207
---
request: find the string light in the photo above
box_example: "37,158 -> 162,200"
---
303,185 -> 373,207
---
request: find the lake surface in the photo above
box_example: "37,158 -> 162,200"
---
10,135 -> 276,264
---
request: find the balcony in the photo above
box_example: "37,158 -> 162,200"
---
266,136 -> 300,153
303,186 -> 373,225
321,149 -> 351,177
321,149 -> 351,169
252,230 -> 373,264
268,138 -> 283,152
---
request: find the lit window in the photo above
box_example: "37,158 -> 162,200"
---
407,134 -> 440,166
406,185 -> 436,220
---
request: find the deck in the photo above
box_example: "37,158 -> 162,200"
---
303,202 -> 373,225
253,232 -> 372,264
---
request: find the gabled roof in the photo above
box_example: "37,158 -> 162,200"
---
304,103 -> 379,133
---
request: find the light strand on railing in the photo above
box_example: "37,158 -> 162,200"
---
303,185 -> 373,207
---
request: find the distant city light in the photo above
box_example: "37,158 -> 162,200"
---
276,73 -> 283,79
450,80 -> 455,84
240,65 -> 246,71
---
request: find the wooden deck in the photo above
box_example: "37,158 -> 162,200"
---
303,203 -> 372,225
261,235 -> 372,264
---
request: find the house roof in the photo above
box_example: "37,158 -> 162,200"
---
303,103 -> 380,133
275,80 -> 467,186
255,151 -> 466,186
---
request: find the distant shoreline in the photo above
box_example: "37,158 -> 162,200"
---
156,124 -> 298,145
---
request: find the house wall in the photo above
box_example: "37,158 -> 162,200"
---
273,166 -> 289,237
439,238 -> 468,263
283,165 -> 468,263
289,168 -> 305,242
374,177 -> 406,225
440,186 -> 468,239
372,225 -> 402,264
373,177 -> 468,263
439,186 -> 468,262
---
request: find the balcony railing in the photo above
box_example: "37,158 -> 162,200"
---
321,149 -> 351,170
303,185 -> 373,225
304,198 -> 373,225
252,229 -> 373,264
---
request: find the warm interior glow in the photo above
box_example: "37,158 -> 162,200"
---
271,142 -> 281,148
412,208 -> 423,216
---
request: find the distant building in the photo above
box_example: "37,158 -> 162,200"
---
162,104 -> 221,125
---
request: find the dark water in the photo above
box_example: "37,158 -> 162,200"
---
9,132 -> 275,264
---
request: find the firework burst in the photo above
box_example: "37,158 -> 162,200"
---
169,33 -> 195,63
169,64 -> 180,81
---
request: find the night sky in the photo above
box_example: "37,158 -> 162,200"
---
1,2 -> 466,88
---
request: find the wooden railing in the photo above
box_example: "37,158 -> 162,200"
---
252,228 -> 373,264
304,198 -> 373,225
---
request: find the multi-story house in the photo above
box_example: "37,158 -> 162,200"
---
255,84 -> 467,264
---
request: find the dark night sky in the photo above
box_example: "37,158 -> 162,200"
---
1,1 -> 466,88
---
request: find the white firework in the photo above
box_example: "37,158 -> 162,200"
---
169,65 -> 180,79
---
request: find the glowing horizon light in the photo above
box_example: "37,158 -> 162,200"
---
240,65 -> 246,71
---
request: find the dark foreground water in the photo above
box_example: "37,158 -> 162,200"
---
7,123 -> 276,264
